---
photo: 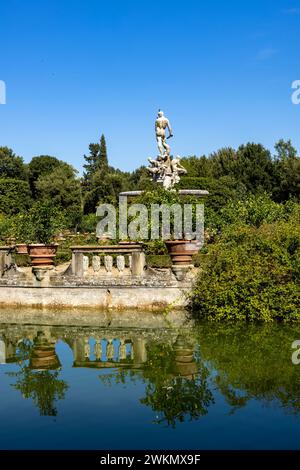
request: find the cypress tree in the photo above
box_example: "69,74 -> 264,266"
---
83,134 -> 108,190
99,134 -> 108,169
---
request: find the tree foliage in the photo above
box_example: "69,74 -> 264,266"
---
28,155 -> 62,196
0,147 -> 27,180
0,178 -> 32,215
190,199 -> 300,321
35,163 -> 82,227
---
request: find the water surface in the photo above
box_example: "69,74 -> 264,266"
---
0,311 -> 300,449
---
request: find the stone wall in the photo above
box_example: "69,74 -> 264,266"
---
0,284 -> 189,310
0,246 -> 196,311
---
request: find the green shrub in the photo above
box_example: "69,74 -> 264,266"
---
13,200 -> 67,244
220,193 -> 287,228
79,213 -> 98,233
55,250 -> 72,265
0,214 -> 15,242
146,254 -> 171,268
190,213 -> 300,322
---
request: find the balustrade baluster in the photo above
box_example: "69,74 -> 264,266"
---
94,339 -> 102,360
92,256 -> 101,272
84,338 -> 90,360
83,255 -> 89,273
104,256 -> 113,273
119,339 -> 127,360
107,339 -> 114,360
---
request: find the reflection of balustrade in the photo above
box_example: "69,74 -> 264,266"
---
0,338 -> 18,364
70,245 -> 146,277
72,336 -> 147,369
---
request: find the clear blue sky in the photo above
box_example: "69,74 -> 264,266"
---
1,0 -> 300,172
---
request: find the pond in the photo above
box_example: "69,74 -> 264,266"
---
0,310 -> 300,450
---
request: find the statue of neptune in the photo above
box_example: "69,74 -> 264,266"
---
147,110 -> 187,190
155,110 -> 173,158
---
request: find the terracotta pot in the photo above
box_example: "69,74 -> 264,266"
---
172,335 -> 198,378
15,243 -> 28,254
183,240 -> 201,255
27,244 -> 58,267
165,240 -> 197,266
30,346 -> 61,370
30,332 -> 61,370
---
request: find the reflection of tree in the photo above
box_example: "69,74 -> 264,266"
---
197,323 -> 300,415
140,339 -> 213,427
141,375 -> 213,427
7,337 -> 68,416
98,336 -> 214,428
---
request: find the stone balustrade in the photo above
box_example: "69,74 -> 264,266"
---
69,244 -> 146,277
0,246 -> 14,276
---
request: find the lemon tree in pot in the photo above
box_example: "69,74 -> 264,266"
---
18,201 -> 66,267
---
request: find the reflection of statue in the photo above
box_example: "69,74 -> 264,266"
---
147,111 -> 187,190
155,110 -> 173,158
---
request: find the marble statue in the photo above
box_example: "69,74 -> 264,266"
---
147,111 -> 187,190
155,110 -> 173,158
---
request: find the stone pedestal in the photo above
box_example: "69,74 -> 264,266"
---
71,252 -> 84,276
0,247 -> 13,275
171,265 -> 192,281
131,252 -> 146,276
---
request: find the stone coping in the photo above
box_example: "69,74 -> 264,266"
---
70,244 -> 143,253
119,189 -> 209,197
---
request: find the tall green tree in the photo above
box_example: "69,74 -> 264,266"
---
28,155 -> 62,196
99,134 -> 108,169
83,134 -> 108,191
36,163 -> 82,228
210,147 -> 237,178
274,139 -> 297,161
0,147 -> 27,180
234,143 -> 275,193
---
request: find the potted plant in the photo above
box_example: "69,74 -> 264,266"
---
15,243 -> 28,254
164,239 -> 198,266
17,201 -> 65,267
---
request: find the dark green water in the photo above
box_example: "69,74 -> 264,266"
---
1,314 -> 300,450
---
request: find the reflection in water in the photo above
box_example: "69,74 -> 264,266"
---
30,331 -> 61,370
2,320 -> 300,430
197,323 -> 300,415
139,335 -> 213,427
6,335 -> 68,416
1,322 -> 213,424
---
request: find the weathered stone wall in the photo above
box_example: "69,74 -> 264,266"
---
0,255 -> 196,311
0,284 -> 189,310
